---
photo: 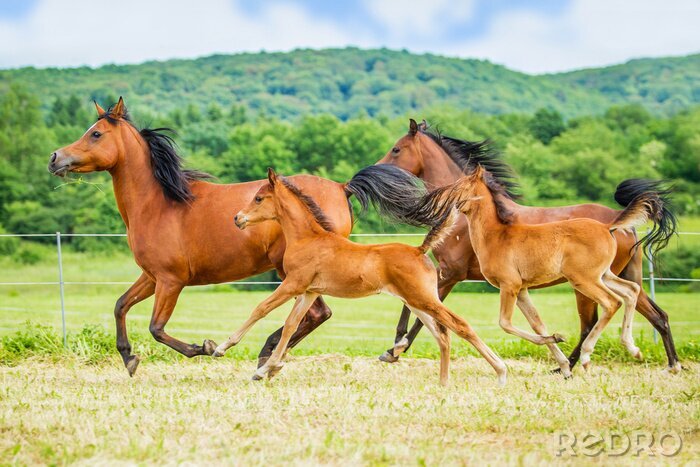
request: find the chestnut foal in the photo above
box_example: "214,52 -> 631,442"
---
413,165 -> 677,370
213,169 -> 507,386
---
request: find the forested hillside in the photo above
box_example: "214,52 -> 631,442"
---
1,48 -> 698,120
1,49 -> 699,282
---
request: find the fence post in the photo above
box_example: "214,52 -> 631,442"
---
56,231 -> 67,347
646,228 -> 658,344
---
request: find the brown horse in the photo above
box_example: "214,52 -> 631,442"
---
212,168 -> 507,386
376,119 -> 681,373
404,165 -> 676,369
46,98 -> 419,375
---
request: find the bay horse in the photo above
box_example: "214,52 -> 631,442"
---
376,119 -> 681,373
405,164 -> 676,370
47,98 -> 421,375
211,168 -> 507,386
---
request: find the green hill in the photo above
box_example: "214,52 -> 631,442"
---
1,48 -> 698,119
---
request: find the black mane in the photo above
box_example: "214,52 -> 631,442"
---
139,128 -> 213,202
279,177 -> 335,232
421,127 -> 520,200
99,104 -> 212,203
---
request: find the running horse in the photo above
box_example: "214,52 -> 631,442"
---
212,168 -> 507,386
47,98 -> 419,375
402,164 -> 676,370
376,119 -> 680,373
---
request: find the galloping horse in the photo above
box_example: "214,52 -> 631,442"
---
403,165 -> 676,370
212,169 -> 507,386
47,98 -> 417,375
376,120 -> 680,373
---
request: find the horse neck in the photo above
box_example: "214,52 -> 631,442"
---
463,181 -> 506,255
274,187 -> 327,244
109,125 -> 168,229
419,136 -> 464,190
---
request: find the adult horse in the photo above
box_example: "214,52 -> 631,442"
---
47,98 -> 419,375
376,119 -> 680,373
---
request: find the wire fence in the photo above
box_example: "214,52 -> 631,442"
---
0,231 -> 698,346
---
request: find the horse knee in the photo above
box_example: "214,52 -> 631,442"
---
114,295 -> 128,319
498,318 -> 512,333
307,305 -> 332,325
149,324 -> 166,342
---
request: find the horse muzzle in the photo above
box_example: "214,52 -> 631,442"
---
234,213 -> 248,230
47,151 -> 73,177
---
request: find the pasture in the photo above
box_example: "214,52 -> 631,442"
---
1,248 -> 698,463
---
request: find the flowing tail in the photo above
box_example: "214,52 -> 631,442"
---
344,165 -> 430,226
610,179 -> 678,258
418,208 -> 459,253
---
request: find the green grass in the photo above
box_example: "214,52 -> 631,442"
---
0,229 -> 698,464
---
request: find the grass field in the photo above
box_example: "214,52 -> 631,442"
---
1,233 -> 698,464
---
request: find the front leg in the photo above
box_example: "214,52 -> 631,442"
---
213,282 -> 298,357
254,292 -> 319,380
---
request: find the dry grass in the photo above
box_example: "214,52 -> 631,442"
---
1,356 -> 698,465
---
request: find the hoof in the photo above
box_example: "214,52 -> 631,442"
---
378,351 -> 399,364
268,363 -> 284,379
582,361 -> 591,372
666,362 -> 682,375
203,339 -> 218,356
252,367 -> 268,381
212,346 -> 226,358
497,373 -> 507,387
125,355 -> 140,377
552,333 -> 566,344
251,373 -> 264,381
633,349 -> 643,361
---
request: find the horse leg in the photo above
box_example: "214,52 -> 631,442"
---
498,286 -> 564,345
603,273 -> 642,360
573,279 -> 623,370
551,292 -> 598,373
257,296 -> 333,367
408,307 -> 451,386
148,280 -> 216,358
114,273 -> 155,376
378,305 -> 412,363
213,282 -> 299,357
619,255 -> 681,373
516,290 -> 572,378
382,275 -> 459,362
254,292 -> 319,380
412,300 -> 507,386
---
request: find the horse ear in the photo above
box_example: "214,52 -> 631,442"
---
408,118 -> 418,136
94,100 -> 106,116
110,96 -> 126,119
267,167 -> 277,186
419,119 -> 428,131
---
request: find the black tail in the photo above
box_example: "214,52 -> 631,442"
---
344,165 -> 432,227
612,179 -> 678,259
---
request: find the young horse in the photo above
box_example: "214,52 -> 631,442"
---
212,169 -> 507,386
375,119 -> 680,373
47,98 -> 422,375
408,165 -> 676,369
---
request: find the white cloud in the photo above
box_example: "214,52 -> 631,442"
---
450,0 -> 700,73
0,0 -> 698,73
363,0 -> 475,39
0,0 -> 369,68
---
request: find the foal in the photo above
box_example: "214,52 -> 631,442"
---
213,169 -> 507,386
412,165 -> 674,369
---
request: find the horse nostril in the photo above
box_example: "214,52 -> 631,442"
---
234,215 -> 239,223
50,153 -> 57,163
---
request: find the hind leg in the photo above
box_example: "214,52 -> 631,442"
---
517,290 -> 571,377
571,279 -> 624,370
409,307 -> 451,386
603,272 -> 642,360
498,285 -> 564,345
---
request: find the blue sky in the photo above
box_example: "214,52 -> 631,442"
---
0,0 -> 698,73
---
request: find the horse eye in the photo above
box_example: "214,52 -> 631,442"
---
254,196 -> 262,203
392,147 -> 400,155
91,131 -> 102,139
